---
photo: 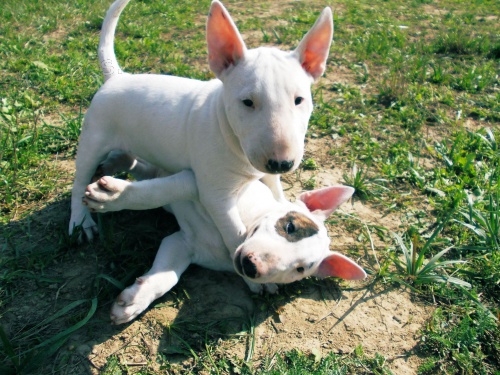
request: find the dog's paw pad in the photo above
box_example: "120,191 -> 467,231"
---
83,177 -> 130,213
109,281 -> 155,325
97,177 -> 128,194
97,176 -> 109,188
111,300 -> 145,325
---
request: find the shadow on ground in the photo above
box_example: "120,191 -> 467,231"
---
1,198 -> 366,374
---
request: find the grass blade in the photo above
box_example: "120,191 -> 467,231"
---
417,246 -> 454,276
14,299 -> 88,342
0,325 -> 19,370
19,298 -> 98,356
392,232 -> 413,274
95,273 -> 126,290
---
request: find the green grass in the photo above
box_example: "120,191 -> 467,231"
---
419,306 -> 500,374
1,0 -> 500,373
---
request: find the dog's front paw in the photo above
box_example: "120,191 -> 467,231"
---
244,279 -> 279,294
83,176 -> 130,213
69,212 -> 98,242
263,283 -> 279,294
110,278 -> 156,325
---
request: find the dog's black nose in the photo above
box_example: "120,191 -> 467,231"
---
266,159 -> 294,174
242,256 -> 258,278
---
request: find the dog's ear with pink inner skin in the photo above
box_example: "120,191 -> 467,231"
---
293,7 -> 333,81
314,252 -> 366,280
298,186 -> 354,221
206,1 -> 247,78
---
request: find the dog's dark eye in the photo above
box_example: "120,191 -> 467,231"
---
296,267 -> 305,273
285,221 -> 295,234
242,99 -> 254,108
294,97 -> 304,106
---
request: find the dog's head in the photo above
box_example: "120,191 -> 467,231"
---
206,1 -> 333,175
233,186 -> 367,285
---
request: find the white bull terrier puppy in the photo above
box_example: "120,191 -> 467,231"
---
69,0 -> 334,255
82,151 -> 366,324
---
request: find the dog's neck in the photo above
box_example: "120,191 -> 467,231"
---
214,90 -> 256,171
237,180 -> 290,230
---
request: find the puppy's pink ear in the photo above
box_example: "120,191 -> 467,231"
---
298,186 -> 354,220
206,1 -> 247,77
315,252 -> 366,280
294,7 -> 333,80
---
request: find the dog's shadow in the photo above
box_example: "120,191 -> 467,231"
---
101,263 -> 348,371
0,201 -> 357,374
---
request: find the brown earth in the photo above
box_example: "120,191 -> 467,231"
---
1,144 -> 433,374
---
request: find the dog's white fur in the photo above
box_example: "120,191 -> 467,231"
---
69,0 -> 333,254
83,151 -> 366,324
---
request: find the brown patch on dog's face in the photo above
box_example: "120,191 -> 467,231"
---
275,211 -> 319,242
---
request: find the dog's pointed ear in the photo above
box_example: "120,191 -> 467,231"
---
206,1 -> 247,77
298,186 -> 354,221
294,7 -> 333,81
314,252 -> 366,280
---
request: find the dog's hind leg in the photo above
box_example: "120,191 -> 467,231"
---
110,232 -> 192,324
69,126 -> 115,240
93,150 -> 162,181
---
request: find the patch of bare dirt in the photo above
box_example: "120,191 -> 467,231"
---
0,136 -> 433,374
421,4 -> 448,17
43,28 -> 67,43
76,270 -> 430,374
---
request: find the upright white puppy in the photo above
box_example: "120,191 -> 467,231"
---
70,0 -> 333,254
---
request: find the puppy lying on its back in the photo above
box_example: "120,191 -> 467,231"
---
83,151 -> 366,324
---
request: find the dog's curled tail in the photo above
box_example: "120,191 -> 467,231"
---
99,0 -> 130,82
